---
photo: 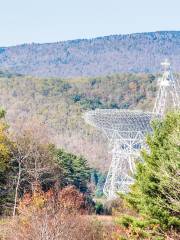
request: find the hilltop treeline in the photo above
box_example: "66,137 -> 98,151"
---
0,31 -> 180,78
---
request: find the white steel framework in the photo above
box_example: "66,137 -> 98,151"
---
83,60 -> 180,199
153,59 -> 180,116
83,110 -> 154,199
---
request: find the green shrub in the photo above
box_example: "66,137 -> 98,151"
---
95,202 -> 104,215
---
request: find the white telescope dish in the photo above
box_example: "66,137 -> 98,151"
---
83,109 -> 155,199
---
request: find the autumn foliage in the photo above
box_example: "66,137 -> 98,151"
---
1,185 -> 114,240
18,184 -> 86,214
59,185 -> 85,213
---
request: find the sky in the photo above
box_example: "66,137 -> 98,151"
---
0,0 -> 180,46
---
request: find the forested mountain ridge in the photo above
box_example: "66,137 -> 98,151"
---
0,31 -> 180,78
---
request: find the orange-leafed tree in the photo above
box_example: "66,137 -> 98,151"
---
59,185 -> 85,213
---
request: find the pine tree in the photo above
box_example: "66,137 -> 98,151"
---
118,112 -> 180,239
56,149 -> 91,192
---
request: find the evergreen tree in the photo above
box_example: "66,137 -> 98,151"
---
56,149 -> 91,192
90,169 -> 106,197
118,112 -> 180,238
0,110 -> 13,214
0,108 -> 6,118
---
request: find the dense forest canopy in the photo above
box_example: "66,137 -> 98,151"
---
0,71 -> 179,171
0,71 -> 158,171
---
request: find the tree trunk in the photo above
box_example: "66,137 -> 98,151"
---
13,161 -> 21,217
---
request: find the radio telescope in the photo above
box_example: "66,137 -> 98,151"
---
83,60 -> 180,199
83,110 -> 154,199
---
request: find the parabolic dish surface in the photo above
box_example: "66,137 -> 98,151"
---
83,109 -> 155,133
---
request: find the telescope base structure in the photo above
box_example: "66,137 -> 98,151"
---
103,153 -> 135,199
103,133 -> 145,199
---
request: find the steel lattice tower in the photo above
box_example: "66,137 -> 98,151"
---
153,59 -> 180,116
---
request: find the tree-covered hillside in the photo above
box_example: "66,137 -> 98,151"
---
0,31 -> 180,78
0,71 -> 179,170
